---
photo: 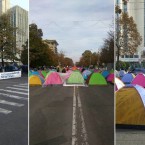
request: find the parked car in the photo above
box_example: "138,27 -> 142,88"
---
129,68 -> 145,75
4,65 -> 19,72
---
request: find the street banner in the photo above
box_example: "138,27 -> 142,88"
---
0,71 -> 21,80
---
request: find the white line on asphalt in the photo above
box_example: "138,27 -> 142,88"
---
77,86 -> 89,145
0,92 -> 28,100
13,85 -> 28,88
0,89 -> 28,95
72,86 -> 77,145
0,100 -> 24,107
0,108 -> 12,114
18,83 -> 28,86
6,87 -> 28,91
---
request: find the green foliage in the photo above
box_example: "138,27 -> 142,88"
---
21,40 -> 28,65
0,13 -> 18,66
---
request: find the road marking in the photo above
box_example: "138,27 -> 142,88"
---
18,83 -> 28,86
13,85 -> 28,88
6,87 -> 28,91
0,108 -> 12,114
0,92 -> 28,100
0,89 -> 28,95
0,100 -> 24,107
77,86 -> 89,145
72,86 -> 77,145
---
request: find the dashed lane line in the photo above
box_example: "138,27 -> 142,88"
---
0,89 -> 28,95
0,100 -> 24,107
0,108 -> 12,114
13,85 -> 28,88
0,92 -> 28,100
6,87 -> 28,91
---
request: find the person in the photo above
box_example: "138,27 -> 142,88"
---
62,67 -> 66,73
57,66 -> 60,72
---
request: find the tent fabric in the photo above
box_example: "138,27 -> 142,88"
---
115,77 -> 125,91
107,74 -> 114,82
82,70 -> 92,80
115,70 -> 119,78
29,75 -> 44,86
87,73 -> 107,85
110,69 -> 114,74
102,70 -> 110,78
131,73 -> 145,87
119,70 -> 126,77
31,71 -> 39,76
66,71 -> 84,84
121,73 -> 134,84
43,72 -> 63,86
116,85 -> 145,126
41,71 -> 47,78
72,66 -> 78,71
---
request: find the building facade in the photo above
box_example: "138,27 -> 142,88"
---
43,40 -> 58,54
0,0 -> 10,15
9,5 -> 28,54
118,0 -> 145,63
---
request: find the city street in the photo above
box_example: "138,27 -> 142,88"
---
0,76 -> 28,145
30,84 -> 114,145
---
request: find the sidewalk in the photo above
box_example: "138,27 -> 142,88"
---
116,129 -> 145,145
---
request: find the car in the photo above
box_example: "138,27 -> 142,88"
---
129,68 -> 145,75
4,65 -> 19,72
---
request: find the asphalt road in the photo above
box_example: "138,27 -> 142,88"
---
0,75 -> 28,145
30,84 -> 114,145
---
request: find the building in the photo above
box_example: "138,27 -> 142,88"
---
43,40 -> 58,54
9,5 -> 28,54
0,0 -> 10,15
117,0 -> 145,63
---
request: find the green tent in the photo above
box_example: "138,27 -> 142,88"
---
88,73 -> 107,85
110,69 -> 114,74
66,71 -> 84,84
41,71 -> 47,78
29,71 -> 32,77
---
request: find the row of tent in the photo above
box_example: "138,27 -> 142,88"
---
29,70 -> 114,86
115,76 -> 145,127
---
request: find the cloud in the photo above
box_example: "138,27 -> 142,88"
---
29,0 -> 114,63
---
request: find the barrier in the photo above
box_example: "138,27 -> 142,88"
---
0,71 -> 21,80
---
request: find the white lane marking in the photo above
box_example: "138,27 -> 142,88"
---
0,92 -> 28,100
77,86 -> 89,145
6,87 -> 28,91
18,83 -> 28,86
72,86 -> 77,145
13,85 -> 28,88
0,89 -> 28,95
0,108 -> 12,114
0,100 -> 24,107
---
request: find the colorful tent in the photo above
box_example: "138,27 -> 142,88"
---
102,70 -> 110,78
43,72 -> 63,86
41,71 -> 47,78
131,73 -> 145,87
115,77 -> 125,91
72,66 -> 78,71
119,70 -> 126,78
107,73 -> 114,82
87,73 -> 107,85
121,73 -> 135,84
82,70 -> 92,80
65,71 -> 85,85
31,71 -> 39,76
110,69 -> 114,74
116,85 -> 145,126
29,75 -> 44,86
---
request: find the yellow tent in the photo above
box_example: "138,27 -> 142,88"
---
116,85 -> 145,126
29,75 -> 42,86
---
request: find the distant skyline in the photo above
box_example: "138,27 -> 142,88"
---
11,0 -> 28,11
30,0 -> 114,63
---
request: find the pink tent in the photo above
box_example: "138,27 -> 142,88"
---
131,73 -> 145,87
107,73 -> 114,82
43,72 -> 63,86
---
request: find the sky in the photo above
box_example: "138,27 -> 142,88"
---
30,0 -> 114,63
11,0 -> 28,11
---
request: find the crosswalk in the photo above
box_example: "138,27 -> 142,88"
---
0,83 -> 28,115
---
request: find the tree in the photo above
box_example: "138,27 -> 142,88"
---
0,13 -> 18,67
100,31 -> 114,64
115,5 -> 142,62
21,40 -> 28,65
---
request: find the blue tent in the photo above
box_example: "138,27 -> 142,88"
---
121,73 -> 134,84
102,70 -> 110,78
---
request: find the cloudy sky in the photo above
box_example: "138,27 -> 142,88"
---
11,0 -> 28,11
30,0 -> 114,63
